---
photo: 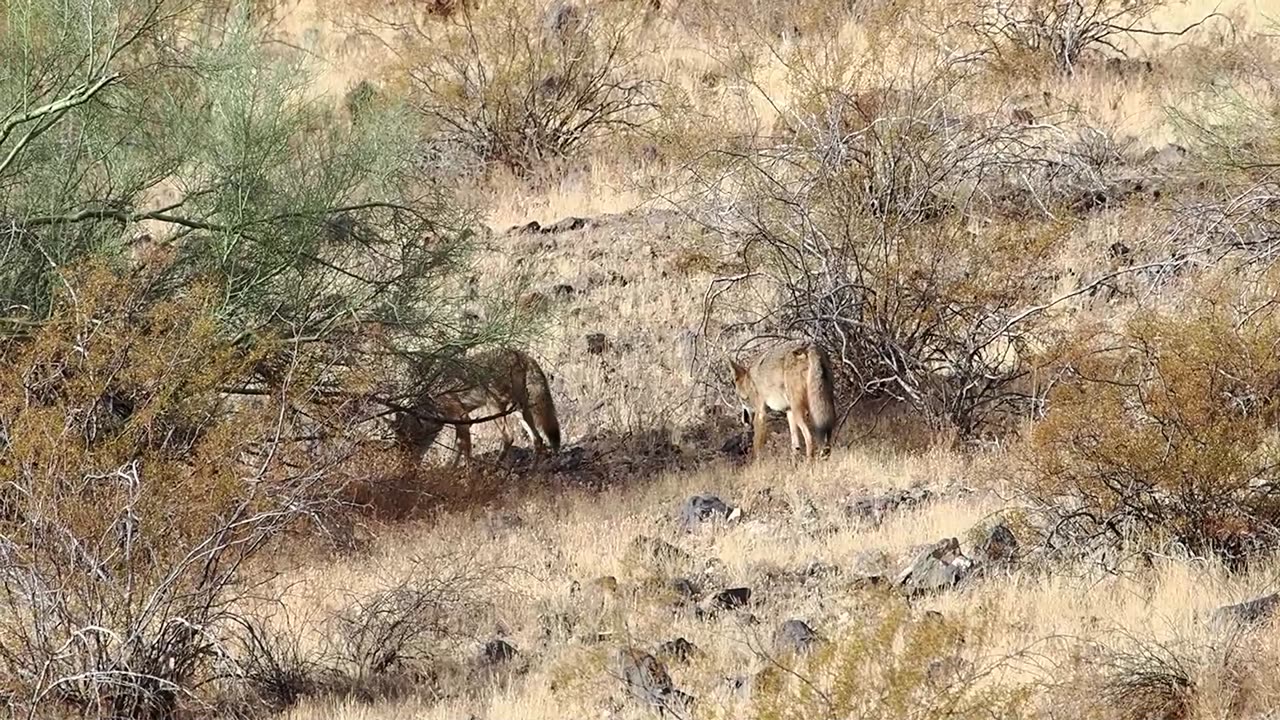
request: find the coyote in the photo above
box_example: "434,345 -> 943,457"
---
391,347 -> 561,467
728,340 -> 837,461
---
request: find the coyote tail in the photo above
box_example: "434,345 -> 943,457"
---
525,360 -> 561,453
806,344 -> 837,455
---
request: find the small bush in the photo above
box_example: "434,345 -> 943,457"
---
1021,271 -> 1280,563
393,0 -> 660,173
0,264 -> 362,717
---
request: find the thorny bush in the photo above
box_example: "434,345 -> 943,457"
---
1023,270 -> 1280,565
0,264 -> 378,717
383,0 -> 659,174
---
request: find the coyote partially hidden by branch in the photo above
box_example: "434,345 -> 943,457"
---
728,340 -> 836,461
392,348 -> 561,468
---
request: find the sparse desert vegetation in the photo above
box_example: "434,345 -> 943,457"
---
7,0 -> 1280,718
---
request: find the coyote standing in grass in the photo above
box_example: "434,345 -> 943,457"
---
728,340 -> 837,461
392,347 -> 561,468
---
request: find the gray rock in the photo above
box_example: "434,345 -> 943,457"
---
543,215 -> 592,233
656,637 -> 701,663
896,538 -> 973,597
708,587 -> 752,610
616,647 -> 694,712
585,332 -> 608,355
1212,593 -> 1280,628
973,522 -> 1019,566
482,639 -> 517,665
773,619 -> 820,655
697,587 -> 752,619
669,576 -> 702,602
679,494 -> 739,530
846,487 -> 933,526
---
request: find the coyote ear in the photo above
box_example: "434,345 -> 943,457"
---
727,358 -> 746,379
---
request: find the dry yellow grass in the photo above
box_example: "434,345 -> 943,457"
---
229,1 -> 1280,718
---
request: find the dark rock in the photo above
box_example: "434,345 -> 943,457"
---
846,487 -> 933,526
679,494 -> 739,530
1212,593 -> 1280,627
896,538 -> 973,597
541,215 -> 592,233
720,433 -> 749,457
616,647 -> 693,712
712,586 -> 752,609
669,576 -> 702,602
973,522 -> 1019,566
507,220 -> 542,235
585,333 -> 608,355
1107,241 -> 1132,261
773,619 -> 820,655
656,637 -> 701,663
482,639 -> 518,665
698,587 -> 752,617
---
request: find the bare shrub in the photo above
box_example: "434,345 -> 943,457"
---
1020,270 -> 1280,563
325,556 -> 491,696
0,265 -> 366,717
686,34 -> 1076,437
967,0 -> 1170,74
384,0 -> 660,174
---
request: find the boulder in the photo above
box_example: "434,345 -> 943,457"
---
656,637 -> 701,663
972,522 -> 1019,567
1212,593 -> 1280,628
482,639 -> 518,665
846,487 -> 933,526
896,538 -> 973,597
773,619 -> 820,655
679,494 -> 740,530
585,332 -> 608,355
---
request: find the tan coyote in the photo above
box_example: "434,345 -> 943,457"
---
728,340 -> 837,461
391,347 -> 561,467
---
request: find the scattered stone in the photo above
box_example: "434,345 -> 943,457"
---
543,215 -> 592,233
616,647 -> 694,713
719,433 -> 749,457
508,220 -> 542,235
656,637 -> 701,663
804,560 -> 840,580
698,587 -> 752,618
896,538 -> 974,597
1212,593 -> 1280,628
669,576 -> 703,602
585,332 -> 609,355
679,494 -> 740,530
712,586 -> 752,609
846,488 -> 933,526
973,522 -> 1019,567
1143,143 -> 1188,171
773,619 -> 820,656
482,639 -> 518,665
